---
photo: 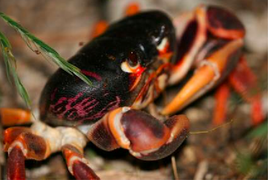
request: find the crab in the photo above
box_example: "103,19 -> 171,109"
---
0,4 -> 263,180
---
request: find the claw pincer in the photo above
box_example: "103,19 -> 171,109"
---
88,107 -> 189,160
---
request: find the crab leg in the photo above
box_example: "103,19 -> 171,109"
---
87,107 -> 189,160
4,127 -> 49,180
0,108 -> 32,126
212,83 -> 231,125
4,122 -> 91,180
228,56 -> 264,125
62,144 -> 99,180
7,146 -> 26,180
162,39 -> 243,115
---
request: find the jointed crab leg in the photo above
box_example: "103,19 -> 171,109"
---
62,144 -> 100,180
228,56 -> 264,125
212,83 -> 231,125
4,127 -> 49,180
7,146 -> 26,180
4,121 -> 90,180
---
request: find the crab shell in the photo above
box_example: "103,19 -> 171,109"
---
39,11 -> 176,126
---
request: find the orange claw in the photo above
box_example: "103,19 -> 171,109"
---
212,83 -> 231,126
228,56 -> 264,126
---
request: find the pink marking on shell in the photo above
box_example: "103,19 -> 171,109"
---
81,70 -> 102,81
49,92 -> 121,122
49,92 -> 98,120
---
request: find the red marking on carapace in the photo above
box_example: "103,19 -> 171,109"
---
81,70 -> 102,81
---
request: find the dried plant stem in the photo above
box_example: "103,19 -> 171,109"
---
171,156 -> 179,180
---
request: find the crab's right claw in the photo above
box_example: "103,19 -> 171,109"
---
162,5 -> 245,115
162,39 -> 243,115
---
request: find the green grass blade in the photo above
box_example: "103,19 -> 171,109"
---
0,12 -> 92,86
247,121 -> 268,139
0,31 -> 31,108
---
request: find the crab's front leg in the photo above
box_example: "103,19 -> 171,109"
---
4,122 -> 98,180
87,107 -> 189,160
162,5 -> 245,115
4,127 -> 49,180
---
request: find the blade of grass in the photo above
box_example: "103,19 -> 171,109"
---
247,122 -> 267,139
0,12 -> 92,86
0,31 -> 31,108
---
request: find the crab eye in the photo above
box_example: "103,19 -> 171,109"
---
121,52 -> 140,73
127,52 -> 138,67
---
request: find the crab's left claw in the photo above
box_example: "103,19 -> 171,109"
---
162,39 -> 243,115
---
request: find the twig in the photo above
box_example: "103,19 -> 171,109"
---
171,156 -> 179,180
194,160 -> 208,180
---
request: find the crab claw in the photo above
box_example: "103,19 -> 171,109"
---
162,39 -> 243,115
88,107 -> 189,160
